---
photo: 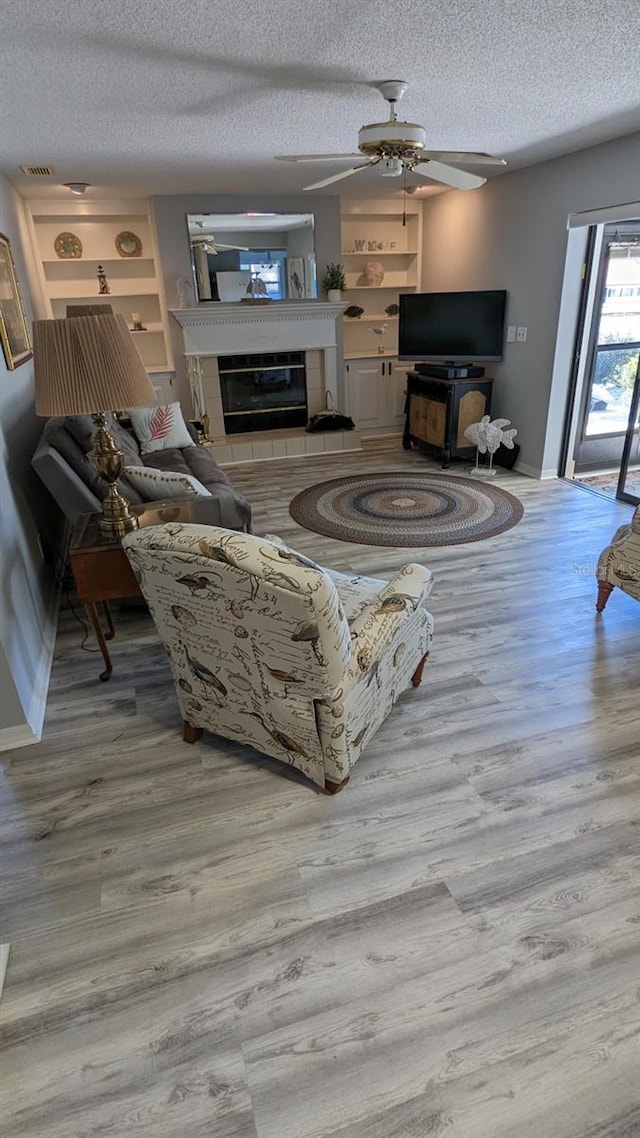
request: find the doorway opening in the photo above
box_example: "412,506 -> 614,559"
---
567,221 -> 640,503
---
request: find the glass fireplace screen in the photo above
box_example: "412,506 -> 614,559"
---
217,351 -> 307,434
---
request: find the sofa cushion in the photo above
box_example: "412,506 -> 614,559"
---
124,465 -> 211,500
128,402 -> 195,455
42,417 -> 145,505
142,444 -> 232,490
64,413 -> 143,467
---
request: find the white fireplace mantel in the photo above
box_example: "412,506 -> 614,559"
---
169,301 -> 345,357
170,300 -> 345,413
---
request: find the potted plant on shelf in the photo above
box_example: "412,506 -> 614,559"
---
322,262 -> 346,303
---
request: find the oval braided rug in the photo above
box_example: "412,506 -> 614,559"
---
289,471 -> 524,547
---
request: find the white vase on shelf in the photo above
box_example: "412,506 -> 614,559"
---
327,289 -> 342,303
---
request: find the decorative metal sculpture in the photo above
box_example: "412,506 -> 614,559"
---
464,415 -> 518,477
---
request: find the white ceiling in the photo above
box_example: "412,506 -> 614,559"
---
3,0 -> 640,202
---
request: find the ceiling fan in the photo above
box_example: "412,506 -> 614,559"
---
190,222 -> 248,254
275,80 -> 506,191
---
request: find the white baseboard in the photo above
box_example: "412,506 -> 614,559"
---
0,944 -> 9,1002
0,580 -> 60,754
0,722 -> 38,751
514,461 -> 558,481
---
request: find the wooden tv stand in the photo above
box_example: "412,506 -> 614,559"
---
402,371 -> 494,468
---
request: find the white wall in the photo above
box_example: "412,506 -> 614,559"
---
0,175 -> 58,749
420,130 -> 640,476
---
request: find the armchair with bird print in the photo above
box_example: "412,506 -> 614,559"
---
596,506 -> 640,612
122,523 -> 434,792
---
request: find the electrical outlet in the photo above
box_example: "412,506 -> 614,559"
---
506,325 -> 516,343
516,326 -> 527,342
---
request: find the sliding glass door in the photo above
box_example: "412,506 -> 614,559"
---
572,223 -> 640,499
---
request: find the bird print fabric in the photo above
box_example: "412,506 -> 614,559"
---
123,523 -> 434,787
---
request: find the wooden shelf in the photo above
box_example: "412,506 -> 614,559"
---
341,250 -> 417,256
46,280 -> 159,299
343,314 -> 399,323
345,350 -> 398,360
345,283 -> 416,291
42,256 -> 155,266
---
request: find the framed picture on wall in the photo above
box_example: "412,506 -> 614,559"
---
0,232 -> 33,370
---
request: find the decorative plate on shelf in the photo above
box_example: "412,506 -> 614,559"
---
54,232 -> 82,259
115,231 -> 142,257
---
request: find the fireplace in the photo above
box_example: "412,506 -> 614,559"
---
170,301 -> 352,457
218,351 -> 307,434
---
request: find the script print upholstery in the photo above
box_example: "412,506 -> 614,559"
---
597,507 -> 640,603
123,523 -> 434,788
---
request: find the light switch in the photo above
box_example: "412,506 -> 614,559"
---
506,325 -> 516,343
516,326 -> 527,342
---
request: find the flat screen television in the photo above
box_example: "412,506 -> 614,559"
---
398,289 -> 507,363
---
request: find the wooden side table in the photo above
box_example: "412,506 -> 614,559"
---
69,498 -> 227,681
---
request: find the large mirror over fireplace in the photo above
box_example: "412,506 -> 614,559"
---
187,212 -> 317,303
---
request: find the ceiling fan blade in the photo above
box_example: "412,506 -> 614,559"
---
413,160 -> 487,190
422,151 -> 506,167
215,242 -> 249,251
275,153 -> 363,163
303,164 -> 373,191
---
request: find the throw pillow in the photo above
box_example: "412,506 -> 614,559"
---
127,402 -> 195,455
124,465 -> 211,501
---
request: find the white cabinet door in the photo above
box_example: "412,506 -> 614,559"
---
345,359 -> 386,430
383,359 -> 408,429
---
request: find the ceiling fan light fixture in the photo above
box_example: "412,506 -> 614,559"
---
279,81 -> 505,193
64,182 -> 91,196
357,120 -> 426,155
379,157 -> 404,178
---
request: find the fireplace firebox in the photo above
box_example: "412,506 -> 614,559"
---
217,351 -> 307,434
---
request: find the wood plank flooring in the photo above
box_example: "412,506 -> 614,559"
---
2,444 -> 640,1137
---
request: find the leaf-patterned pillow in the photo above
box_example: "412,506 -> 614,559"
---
127,402 -> 195,455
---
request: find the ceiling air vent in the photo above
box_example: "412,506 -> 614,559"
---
20,164 -> 56,177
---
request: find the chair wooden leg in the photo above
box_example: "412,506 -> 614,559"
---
183,721 -> 203,744
324,776 -> 350,795
596,581 -> 614,612
411,651 -> 430,688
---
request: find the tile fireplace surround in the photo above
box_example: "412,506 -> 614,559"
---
170,301 -> 361,464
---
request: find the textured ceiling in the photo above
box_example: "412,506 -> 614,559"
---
2,0 -> 640,201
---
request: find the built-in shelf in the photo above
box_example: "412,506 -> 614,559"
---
46,280 -> 159,299
340,198 -> 422,361
344,284 -> 416,291
343,314 -> 400,323
41,257 -> 156,266
27,197 -> 174,380
341,250 -> 418,256
344,350 -> 399,359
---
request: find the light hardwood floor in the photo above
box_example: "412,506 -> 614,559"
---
2,443 -> 640,1138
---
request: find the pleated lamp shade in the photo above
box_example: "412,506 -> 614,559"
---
33,313 -> 155,417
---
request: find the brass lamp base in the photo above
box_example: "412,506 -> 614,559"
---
89,412 -> 139,539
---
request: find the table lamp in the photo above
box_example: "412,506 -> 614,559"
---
33,312 -> 156,538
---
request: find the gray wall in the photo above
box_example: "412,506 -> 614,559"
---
152,193 -> 341,404
420,130 -> 640,476
0,174 -> 58,747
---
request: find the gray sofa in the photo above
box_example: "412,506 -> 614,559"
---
32,414 -> 252,532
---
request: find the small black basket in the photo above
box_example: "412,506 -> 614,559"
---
306,391 -> 355,433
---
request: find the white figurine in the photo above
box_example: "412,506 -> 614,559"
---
465,415 -> 518,477
369,323 -> 388,354
176,276 -> 195,308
